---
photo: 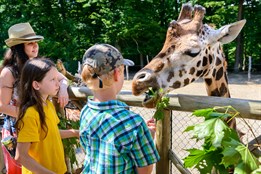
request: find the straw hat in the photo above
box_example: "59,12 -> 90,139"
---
5,23 -> 44,47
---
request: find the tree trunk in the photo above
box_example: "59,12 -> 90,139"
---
234,0 -> 244,72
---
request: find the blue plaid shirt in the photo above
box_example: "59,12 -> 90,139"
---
80,99 -> 160,174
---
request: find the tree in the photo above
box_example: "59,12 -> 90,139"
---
234,0 -> 244,72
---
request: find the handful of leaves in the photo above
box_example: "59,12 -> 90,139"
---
183,106 -> 260,174
148,88 -> 170,121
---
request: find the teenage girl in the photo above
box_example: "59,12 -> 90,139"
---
15,58 -> 79,174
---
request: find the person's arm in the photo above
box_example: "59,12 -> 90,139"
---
132,118 -> 160,174
15,142 -> 55,174
59,129 -> 79,139
0,68 -> 18,117
135,118 -> 157,174
57,72 -> 69,108
136,164 -> 154,174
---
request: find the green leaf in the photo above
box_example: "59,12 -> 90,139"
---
193,118 -> 228,147
183,125 -> 194,132
208,112 -> 231,119
184,148 -> 206,168
193,108 -> 214,117
251,167 -> 261,174
221,138 -> 242,168
184,106 -> 258,173
153,109 -> 164,121
236,145 -> 259,171
184,148 -> 228,173
234,162 -> 252,174
152,88 -> 170,121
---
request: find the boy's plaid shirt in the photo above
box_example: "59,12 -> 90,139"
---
80,99 -> 160,174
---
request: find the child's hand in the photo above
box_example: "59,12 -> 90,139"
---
146,118 -> 156,138
57,87 -> 69,108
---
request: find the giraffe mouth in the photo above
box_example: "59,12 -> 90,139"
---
142,88 -> 160,108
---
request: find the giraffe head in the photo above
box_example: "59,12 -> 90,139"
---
132,3 -> 246,108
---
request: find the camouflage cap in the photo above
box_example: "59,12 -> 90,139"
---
82,44 -> 134,75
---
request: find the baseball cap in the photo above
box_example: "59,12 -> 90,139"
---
82,44 -> 134,76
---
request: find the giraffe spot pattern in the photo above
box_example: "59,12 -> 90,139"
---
179,70 -> 183,77
219,82 -> 228,96
209,55 -> 213,64
196,70 -> 203,77
202,56 -> 208,66
205,78 -> 212,86
158,52 -> 166,58
184,78 -> 190,85
155,62 -> 164,73
189,67 -> 195,75
215,57 -> 222,66
172,81 -> 181,89
204,69 -> 211,76
167,71 -> 174,82
215,67 -> 224,81
211,88 -> 220,96
212,69 -> 216,77
196,60 -> 201,67
202,69 -> 208,76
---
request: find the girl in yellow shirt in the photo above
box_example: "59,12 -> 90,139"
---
15,58 -> 79,174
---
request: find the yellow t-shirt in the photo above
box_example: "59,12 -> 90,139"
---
17,100 -> 67,174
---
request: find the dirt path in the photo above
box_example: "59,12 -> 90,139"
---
123,72 -> 261,101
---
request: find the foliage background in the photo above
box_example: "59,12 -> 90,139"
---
0,0 -> 260,74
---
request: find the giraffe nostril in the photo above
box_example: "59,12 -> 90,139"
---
137,74 -> 146,79
134,71 -> 151,82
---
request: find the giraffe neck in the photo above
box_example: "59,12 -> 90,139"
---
202,45 -> 230,98
196,43 -> 230,98
204,75 -> 230,97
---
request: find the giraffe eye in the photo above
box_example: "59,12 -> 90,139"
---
185,50 -> 201,57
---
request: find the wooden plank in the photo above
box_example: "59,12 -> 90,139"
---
176,94 -> 261,120
168,150 -> 192,174
156,109 -> 171,174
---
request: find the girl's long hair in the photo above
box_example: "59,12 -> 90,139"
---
0,44 -> 29,87
15,58 -> 55,137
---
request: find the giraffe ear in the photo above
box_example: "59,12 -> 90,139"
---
218,19 -> 246,44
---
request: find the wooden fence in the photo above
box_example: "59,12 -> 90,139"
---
66,86 -> 261,174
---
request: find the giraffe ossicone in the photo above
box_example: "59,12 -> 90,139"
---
132,3 -> 246,108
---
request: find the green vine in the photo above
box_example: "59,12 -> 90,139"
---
183,106 -> 260,174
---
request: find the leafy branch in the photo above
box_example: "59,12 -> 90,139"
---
183,106 -> 260,174
58,112 -> 81,171
148,88 -> 170,121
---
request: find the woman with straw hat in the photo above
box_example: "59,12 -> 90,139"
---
0,23 -> 69,174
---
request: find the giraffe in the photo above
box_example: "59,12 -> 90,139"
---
131,3 -> 246,133
132,3 -> 246,108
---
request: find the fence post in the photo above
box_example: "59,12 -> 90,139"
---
156,109 -> 171,174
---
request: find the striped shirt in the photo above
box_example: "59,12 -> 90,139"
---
80,99 -> 160,174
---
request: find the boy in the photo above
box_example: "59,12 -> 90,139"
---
80,44 -> 160,174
